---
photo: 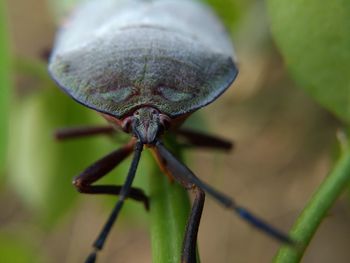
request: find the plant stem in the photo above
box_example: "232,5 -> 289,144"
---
148,141 -> 192,263
273,145 -> 350,263
149,166 -> 191,263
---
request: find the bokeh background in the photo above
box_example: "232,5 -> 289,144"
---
1,0 -> 349,262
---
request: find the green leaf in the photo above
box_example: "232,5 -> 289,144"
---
0,1 -> 12,177
267,0 -> 350,123
148,140 -> 192,263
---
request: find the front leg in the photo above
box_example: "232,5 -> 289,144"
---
151,146 -> 205,263
73,140 -> 149,210
181,187 -> 205,263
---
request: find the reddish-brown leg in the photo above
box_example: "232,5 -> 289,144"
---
73,140 -> 149,210
55,125 -> 115,140
175,128 -> 233,150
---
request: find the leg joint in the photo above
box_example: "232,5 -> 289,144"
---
72,177 -> 87,193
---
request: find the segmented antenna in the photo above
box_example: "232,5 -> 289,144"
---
86,141 -> 144,263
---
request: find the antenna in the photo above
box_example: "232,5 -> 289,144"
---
86,141 -> 144,263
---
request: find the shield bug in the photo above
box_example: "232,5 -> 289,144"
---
48,0 -> 293,262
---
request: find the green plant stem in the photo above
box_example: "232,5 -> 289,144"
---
148,143 -> 192,263
273,146 -> 350,263
149,165 -> 191,263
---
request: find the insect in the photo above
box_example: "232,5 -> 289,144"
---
48,0 -> 293,262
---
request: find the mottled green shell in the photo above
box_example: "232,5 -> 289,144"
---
49,0 -> 238,118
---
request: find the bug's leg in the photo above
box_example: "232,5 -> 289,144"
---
86,142 -> 144,263
74,139 -> 149,210
175,128 -> 233,151
155,141 -> 294,245
181,187 -> 205,263
55,125 -> 115,140
151,147 -> 204,263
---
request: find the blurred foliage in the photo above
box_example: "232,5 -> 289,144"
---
0,232 -> 43,263
0,0 -> 11,179
268,0 -> 350,124
9,81 -> 112,226
268,1 -> 350,262
204,0 -> 248,30
47,0 -> 85,19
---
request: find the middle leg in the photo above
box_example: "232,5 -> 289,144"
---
55,125 -> 115,140
175,128 -> 233,151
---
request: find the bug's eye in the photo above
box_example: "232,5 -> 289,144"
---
152,109 -> 158,114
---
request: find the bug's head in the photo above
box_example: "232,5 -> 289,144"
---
122,107 -> 170,145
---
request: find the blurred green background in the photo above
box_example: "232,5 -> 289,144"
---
1,0 -> 350,262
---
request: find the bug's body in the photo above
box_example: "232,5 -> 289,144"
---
49,0 -> 238,118
49,0 -> 292,262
